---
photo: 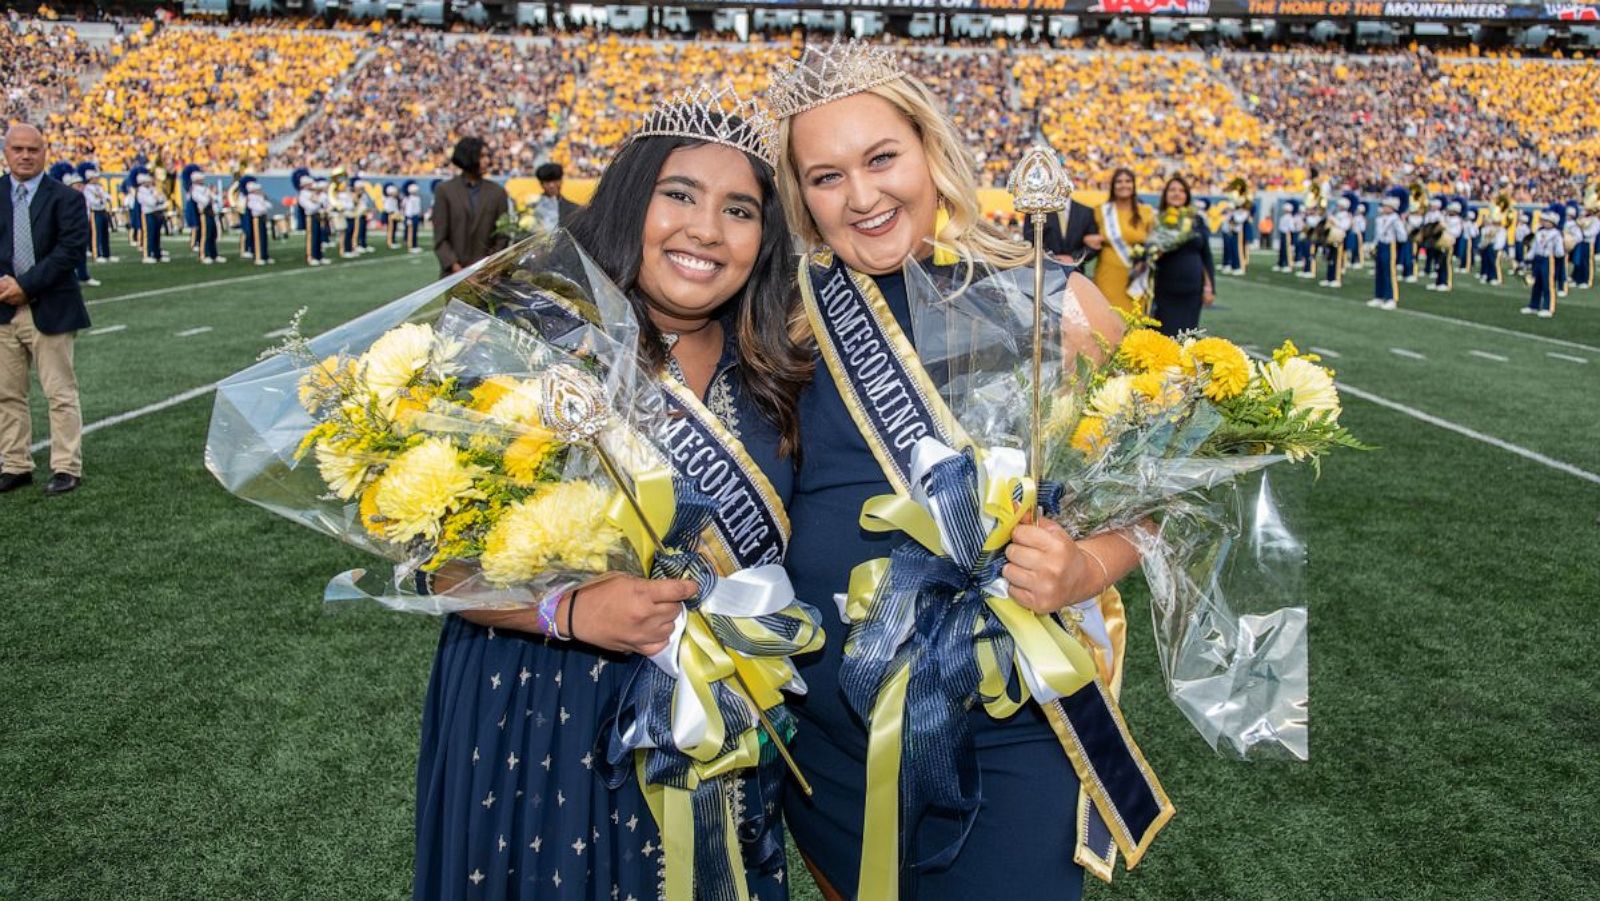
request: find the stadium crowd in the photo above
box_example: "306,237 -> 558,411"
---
0,19 -> 106,134
59,24 -> 360,171
278,34 -> 576,175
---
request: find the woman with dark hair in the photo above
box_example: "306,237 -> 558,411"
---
412,88 -> 810,901
1084,166 -> 1154,314
1149,175 -> 1216,337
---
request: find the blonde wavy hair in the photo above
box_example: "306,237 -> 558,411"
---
776,74 -> 1033,273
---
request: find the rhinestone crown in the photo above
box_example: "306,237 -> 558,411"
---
630,82 -> 778,167
766,40 -> 905,121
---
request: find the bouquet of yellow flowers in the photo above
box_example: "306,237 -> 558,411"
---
907,264 -> 1366,763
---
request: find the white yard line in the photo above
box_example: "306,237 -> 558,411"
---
86,324 -> 127,336
1547,352 -> 1590,364
1265,281 -> 1600,354
174,326 -> 214,338
1389,348 -> 1427,360
1308,346 -> 1341,358
263,326 -> 295,339
86,254 -> 411,307
1468,350 -> 1509,363
29,382 -> 219,455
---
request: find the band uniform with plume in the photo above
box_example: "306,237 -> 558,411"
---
629,82 -> 779,168
765,40 -> 906,121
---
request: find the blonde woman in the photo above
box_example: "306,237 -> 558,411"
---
766,43 -> 1164,901
1083,167 -> 1155,314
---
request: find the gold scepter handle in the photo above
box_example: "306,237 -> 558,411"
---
544,366 -> 813,796
1006,147 -> 1074,488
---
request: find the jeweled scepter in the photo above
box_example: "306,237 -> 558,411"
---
541,364 -> 813,796
1006,147 -> 1073,484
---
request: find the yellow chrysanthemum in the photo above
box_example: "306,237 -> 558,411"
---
479,481 -> 621,584
469,376 -> 518,413
372,437 -> 485,542
1119,329 -> 1184,373
1090,375 -> 1137,418
1131,369 -> 1185,408
314,439 -> 373,501
1271,339 -> 1321,366
502,427 -> 559,485
358,481 -> 385,536
1183,337 -> 1251,401
361,323 -> 457,414
1261,357 -> 1342,422
1070,416 -> 1108,458
484,378 -> 547,428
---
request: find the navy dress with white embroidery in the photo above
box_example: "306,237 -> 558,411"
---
413,330 -> 795,901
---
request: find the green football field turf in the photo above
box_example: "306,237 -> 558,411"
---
3,238 -> 1597,901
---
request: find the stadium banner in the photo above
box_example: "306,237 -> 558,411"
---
736,0 -> 1599,21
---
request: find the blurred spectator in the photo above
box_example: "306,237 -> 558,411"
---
0,21 -> 107,134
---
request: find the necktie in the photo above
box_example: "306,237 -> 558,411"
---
13,183 -> 35,275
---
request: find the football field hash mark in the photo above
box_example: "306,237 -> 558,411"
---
175,327 -> 214,338
1546,352 -> 1589,364
1389,348 -> 1427,360
1468,350 -> 1508,363
87,324 -> 127,336
1308,347 -> 1341,358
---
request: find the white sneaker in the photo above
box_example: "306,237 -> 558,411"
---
159,256 -> 171,263
408,247 -> 423,255
1520,307 -> 1536,314
1366,298 -> 1384,307
214,256 -> 226,264
269,258 -> 277,264
200,258 -> 213,265
1381,300 -> 1397,310
256,260 -> 268,266
1538,310 -> 1554,318
142,256 -> 158,264
1405,275 -> 1417,283
101,256 -> 120,263
82,278 -> 101,287
1328,281 -> 1342,289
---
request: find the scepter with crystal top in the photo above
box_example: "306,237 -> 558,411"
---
541,364 -> 814,796
1006,146 -> 1073,484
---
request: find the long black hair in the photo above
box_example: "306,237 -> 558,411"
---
1159,175 -> 1192,211
1108,167 -> 1142,229
566,133 -> 811,458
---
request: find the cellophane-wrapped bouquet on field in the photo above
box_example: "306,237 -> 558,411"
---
205,232 -> 822,901
908,261 -> 1365,762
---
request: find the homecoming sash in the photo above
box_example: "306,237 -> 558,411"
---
602,375 -> 823,901
1100,202 -> 1136,269
800,252 -> 1172,897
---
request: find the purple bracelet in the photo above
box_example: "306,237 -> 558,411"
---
535,587 -> 567,639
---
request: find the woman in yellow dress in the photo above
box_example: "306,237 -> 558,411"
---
1084,167 -> 1155,314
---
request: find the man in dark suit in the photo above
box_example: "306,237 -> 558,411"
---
532,162 -> 580,232
1043,198 -> 1100,267
432,136 -> 511,277
1,123 -> 91,496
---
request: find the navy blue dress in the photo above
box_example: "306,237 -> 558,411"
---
782,270 -> 1085,901
414,333 -> 796,901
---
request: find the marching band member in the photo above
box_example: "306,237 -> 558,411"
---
1348,201 -> 1368,270
1479,213 -> 1506,285
1401,185 -> 1426,282
191,168 -> 225,264
235,175 -> 257,261
330,173 -> 357,259
55,166 -> 100,288
1275,199 -> 1299,271
299,175 -> 328,266
1427,200 -> 1462,292
382,183 -> 401,248
1580,197 -> 1600,289
1564,201 -> 1588,290
1524,207 -> 1562,318
1556,202 -> 1578,297
245,181 -> 275,266
1513,209 -> 1532,274
1218,197 -> 1240,275
1299,191 -> 1323,279
181,164 -> 202,253
1367,189 -> 1406,310
1421,196 -> 1443,277
402,181 -> 424,254
351,175 -> 374,254
136,171 -> 169,264
1321,194 -> 1354,288
80,163 -> 116,264
123,172 -> 141,252
1458,203 -> 1477,272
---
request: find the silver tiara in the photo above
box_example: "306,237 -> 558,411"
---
630,82 -> 778,167
766,40 -> 905,121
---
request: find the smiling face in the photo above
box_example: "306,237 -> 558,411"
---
1112,170 -> 1135,201
1163,179 -> 1189,209
634,143 -> 764,327
787,92 -> 939,276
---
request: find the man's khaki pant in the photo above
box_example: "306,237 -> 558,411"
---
0,304 -> 82,477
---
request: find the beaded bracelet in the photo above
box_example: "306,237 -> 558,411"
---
535,587 -> 566,639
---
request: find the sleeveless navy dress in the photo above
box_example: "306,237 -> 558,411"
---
782,270 -> 1086,900
414,331 -> 796,901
